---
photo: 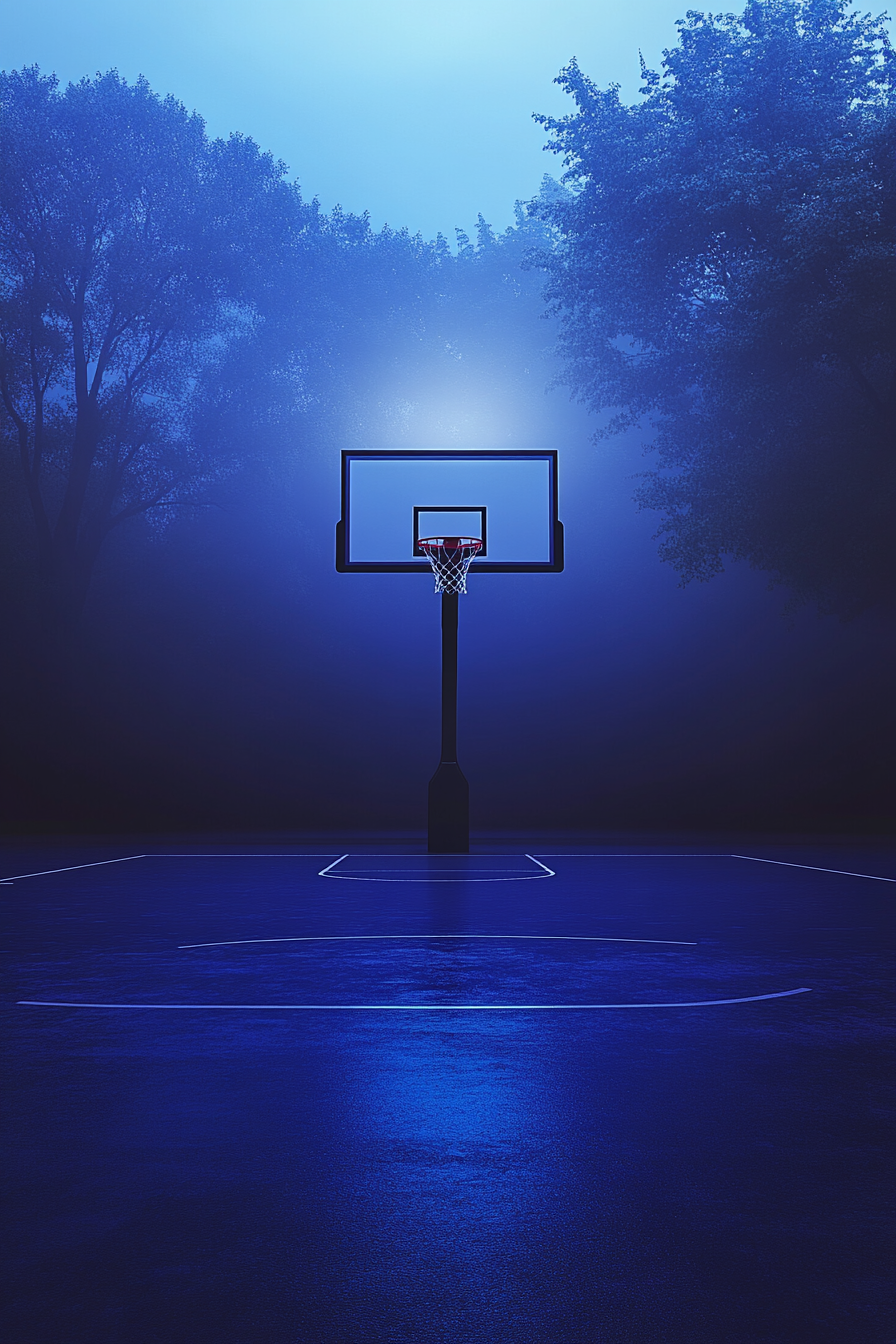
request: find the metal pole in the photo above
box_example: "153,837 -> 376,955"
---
428,591 -> 469,852
440,591 -> 458,762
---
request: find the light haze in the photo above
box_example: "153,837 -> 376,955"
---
7,0 -> 717,238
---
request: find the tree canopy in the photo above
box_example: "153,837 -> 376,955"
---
0,67 -> 560,630
535,0 -> 895,615
0,67 -> 308,626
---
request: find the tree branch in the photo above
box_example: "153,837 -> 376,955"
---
106,482 -> 184,530
0,359 -> 52,550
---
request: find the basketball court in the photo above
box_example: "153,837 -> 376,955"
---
3,450 -> 893,1340
3,840 -> 893,1342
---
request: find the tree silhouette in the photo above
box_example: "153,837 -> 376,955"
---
0,67 -> 306,628
536,0 -> 895,615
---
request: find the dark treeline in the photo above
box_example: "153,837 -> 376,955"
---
1,0 -> 894,835
535,0 -> 895,618
0,65 -> 560,632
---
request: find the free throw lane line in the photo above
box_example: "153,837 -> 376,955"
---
319,854 -> 555,881
17,989 -> 812,1010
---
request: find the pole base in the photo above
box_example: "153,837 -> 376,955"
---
427,761 -> 469,853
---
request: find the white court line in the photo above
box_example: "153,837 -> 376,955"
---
320,875 -> 554,883
319,855 -> 350,876
177,933 -> 698,949
0,853 -> 343,884
0,854 -> 147,884
17,988 -> 812,1010
533,853 -> 896,882
320,854 -> 555,882
731,855 -> 896,883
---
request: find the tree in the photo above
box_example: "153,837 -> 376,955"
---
535,0 -> 895,615
0,67 -> 306,628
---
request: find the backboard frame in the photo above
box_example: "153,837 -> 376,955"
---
335,450 -> 564,574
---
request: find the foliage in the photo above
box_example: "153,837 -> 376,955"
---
0,64 -> 563,632
0,67 -> 306,625
535,0 -> 895,615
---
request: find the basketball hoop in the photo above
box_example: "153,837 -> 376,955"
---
417,536 -> 482,595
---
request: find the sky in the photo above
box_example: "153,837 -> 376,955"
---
4,0 -> 724,239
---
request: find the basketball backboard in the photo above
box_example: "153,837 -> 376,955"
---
336,450 -> 563,573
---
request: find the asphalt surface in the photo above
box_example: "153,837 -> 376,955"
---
3,845 -> 894,1343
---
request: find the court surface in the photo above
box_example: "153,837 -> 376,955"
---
3,841 -> 894,1343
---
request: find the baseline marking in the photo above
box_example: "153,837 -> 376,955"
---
17,989 -> 812,1010
730,855 -> 896,883
532,853 -> 896,883
177,933 -> 698,949
0,854 -> 346,883
0,854 -> 147,884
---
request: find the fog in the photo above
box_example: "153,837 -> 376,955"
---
5,359 -> 890,835
1,4 -> 893,838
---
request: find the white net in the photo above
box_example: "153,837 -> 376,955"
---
418,537 -> 482,595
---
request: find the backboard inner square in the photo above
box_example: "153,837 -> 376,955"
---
415,508 -> 486,556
